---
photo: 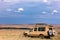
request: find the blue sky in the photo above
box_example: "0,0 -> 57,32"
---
0,0 -> 60,24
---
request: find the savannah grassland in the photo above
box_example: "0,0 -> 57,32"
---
0,28 -> 59,40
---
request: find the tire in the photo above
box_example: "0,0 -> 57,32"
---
39,34 -> 44,39
48,30 -> 53,37
24,33 -> 27,37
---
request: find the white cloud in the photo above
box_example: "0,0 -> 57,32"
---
43,0 -> 48,3
42,0 -> 52,5
0,0 -> 20,5
6,8 -> 12,11
17,8 -> 24,12
1,0 -> 41,3
42,11 -> 47,14
22,0 -> 42,2
4,0 -> 19,3
51,10 -> 58,15
53,0 -> 60,2
14,8 -> 24,12
53,10 -> 58,13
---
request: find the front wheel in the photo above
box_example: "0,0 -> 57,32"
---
24,33 -> 27,37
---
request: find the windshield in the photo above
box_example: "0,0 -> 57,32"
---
29,28 -> 33,32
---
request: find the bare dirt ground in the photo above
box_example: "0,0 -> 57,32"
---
0,29 -> 59,40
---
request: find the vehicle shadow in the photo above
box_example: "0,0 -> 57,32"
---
29,36 -> 51,39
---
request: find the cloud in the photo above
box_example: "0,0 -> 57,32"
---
22,0 -> 42,2
34,14 -> 60,19
42,0 -> 52,5
17,8 -> 24,12
53,0 -> 60,2
6,8 -> 12,12
42,11 -> 47,14
0,0 -> 41,3
3,0 -> 20,3
43,0 -> 48,3
53,10 -> 58,13
0,12 -> 26,17
51,10 -> 58,15
6,8 -> 24,13
0,0 -> 20,5
9,14 -> 26,17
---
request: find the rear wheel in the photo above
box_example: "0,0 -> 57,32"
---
48,31 -> 53,37
39,34 -> 44,39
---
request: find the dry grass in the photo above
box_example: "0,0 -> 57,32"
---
0,29 -> 59,40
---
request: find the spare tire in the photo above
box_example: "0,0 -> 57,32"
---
48,30 -> 53,36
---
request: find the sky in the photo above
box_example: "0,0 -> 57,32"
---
0,0 -> 60,24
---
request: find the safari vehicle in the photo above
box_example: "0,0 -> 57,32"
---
23,23 -> 55,38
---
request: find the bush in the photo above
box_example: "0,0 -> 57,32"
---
58,32 -> 60,34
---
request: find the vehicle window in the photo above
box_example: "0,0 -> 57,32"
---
30,28 -> 33,32
49,28 -> 52,30
38,27 -> 45,31
34,28 -> 37,31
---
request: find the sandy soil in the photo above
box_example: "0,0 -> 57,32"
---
0,29 -> 59,40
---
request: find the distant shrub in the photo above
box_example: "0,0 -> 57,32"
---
58,32 -> 60,34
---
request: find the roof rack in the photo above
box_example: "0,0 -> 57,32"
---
35,23 -> 48,25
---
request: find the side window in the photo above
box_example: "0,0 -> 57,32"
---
34,28 -> 37,31
38,27 -> 45,31
49,28 -> 52,30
